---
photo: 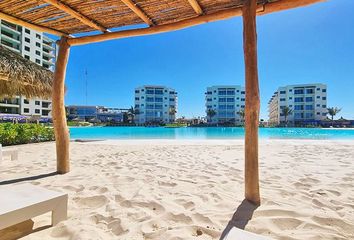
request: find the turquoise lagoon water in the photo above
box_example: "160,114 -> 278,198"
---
69,127 -> 354,140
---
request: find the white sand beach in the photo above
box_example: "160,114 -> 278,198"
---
1,139 -> 354,240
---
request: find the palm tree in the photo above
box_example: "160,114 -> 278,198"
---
327,107 -> 341,127
282,106 -> 293,127
128,106 -> 139,124
169,107 -> 177,123
206,109 -> 216,123
237,109 -> 245,125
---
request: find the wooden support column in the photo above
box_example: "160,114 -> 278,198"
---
52,37 -> 70,174
242,0 -> 260,205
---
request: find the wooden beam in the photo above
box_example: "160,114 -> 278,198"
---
42,0 -> 108,32
120,0 -> 154,26
67,0 -> 324,46
187,0 -> 203,15
52,37 -> 70,174
0,11 -> 68,36
243,0 -> 260,205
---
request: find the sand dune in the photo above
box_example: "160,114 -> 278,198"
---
0,139 -> 353,240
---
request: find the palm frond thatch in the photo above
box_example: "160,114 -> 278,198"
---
0,45 -> 53,98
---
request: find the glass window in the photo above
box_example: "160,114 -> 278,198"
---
169,98 -> 174,102
155,89 -> 163,94
280,91 -> 286,94
219,98 -> 226,103
135,90 -> 139,93
35,59 -> 40,64
218,90 -> 227,95
294,89 -> 304,94
305,105 -> 313,110
24,99 -> 29,104
35,50 -> 40,56
280,98 -> 286,101
305,97 -> 313,102
155,97 -> 163,102
207,98 -> 212,102
294,105 -> 303,110
241,91 -> 245,94
241,98 -> 245,101
322,104 -> 326,108
306,89 -> 314,94
322,97 -> 327,100
24,55 -> 30,60
35,101 -> 40,105
24,108 -> 29,113
146,89 -> 154,94
25,28 -> 30,34
227,98 -> 234,102
322,89 -> 326,92
316,96 -> 320,99
227,90 -> 235,95
305,113 -> 313,118
219,105 -> 227,110
289,97 -> 292,100
36,34 -> 41,39
294,97 -> 303,102
25,46 -> 30,51
316,88 -> 320,91
25,37 -> 30,43
36,42 -> 41,47
135,97 -> 139,100
35,109 -> 40,114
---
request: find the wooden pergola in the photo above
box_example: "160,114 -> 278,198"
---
0,0 -> 324,205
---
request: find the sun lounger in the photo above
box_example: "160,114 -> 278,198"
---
222,227 -> 271,240
0,144 -> 18,162
0,183 -> 68,230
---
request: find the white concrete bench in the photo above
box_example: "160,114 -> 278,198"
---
223,227 -> 271,240
0,144 -> 18,162
0,183 -> 68,230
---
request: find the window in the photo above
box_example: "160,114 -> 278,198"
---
25,37 -> 30,43
42,110 -> 49,116
241,91 -> 245,94
294,105 -> 303,110
155,89 -> 163,94
294,97 -> 303,103
35,50 -> 40,56
24,55 -> 30,60
289,105 -> 293,107
305,97 -> 313,102
36,34 -> 41,39
218,90 -> 226,95
227,90 -> 235,95
322,97 -> 327,100
169,91 -> 175,94
295,113 -> 304,119
141,89 -> 144,92
241,98 -> 245,101
289,89 -> 293,92
135,90 -> 139,93
155,97 -> 163,102
141,96 -> 144,99
280,98 -> 286,102
316,96 -> 320,99
241,105 -> 245,108
24,46 -> 30,51
36,42 -> 41,47
322,89 -> 327,92
24,99 -> 29,104
306,89 -> 314,94
305,113 -> 313,118
35,59 -> 40,64
305,105 -> 313,110
169,98 -> 174,102
226,98 -> 234,102
146,89 -> 154,94
280,91 -> 286,94
35,101 -> 40,105
322,113 -> 327,116
42,102 -> 49,108
289,97 -> 292,100
294,89 -> 304,94
322,104 -> 326,108
25,28 -> 30,34
316,104 -> 320,107
24,108 -> 29,113
135,97 -> 139,100
35,109 -> 40,114
219,98 -> 226,103
207,98 -> 212,102
316,88 -> 320,91
317,112 -> 320,115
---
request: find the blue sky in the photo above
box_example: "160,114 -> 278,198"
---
61,0 -> 354,120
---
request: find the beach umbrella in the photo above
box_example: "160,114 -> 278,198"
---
0,45 -> 53,98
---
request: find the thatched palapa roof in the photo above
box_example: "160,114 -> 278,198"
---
0,0 -> 324,46
0,45 -> 53,98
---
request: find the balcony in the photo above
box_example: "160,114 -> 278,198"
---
0,23 -> 21,35
1,41 -> 20,53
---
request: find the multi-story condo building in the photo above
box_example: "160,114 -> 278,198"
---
268,83 -> 327,125
0,19 -> 56,119
205,85 -> 245,124
134,86 -> 178,124
66,105 -> 129,123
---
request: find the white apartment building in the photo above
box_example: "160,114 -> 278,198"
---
0,19 -> 56,118
134,86 -> 178,124
205,85 -> 245,124
268,83 -> 327,125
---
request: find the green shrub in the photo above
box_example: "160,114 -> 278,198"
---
0,123 -> 55,146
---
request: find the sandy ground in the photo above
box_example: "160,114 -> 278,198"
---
0,139 -> 354,240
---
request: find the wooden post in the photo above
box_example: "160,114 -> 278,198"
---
52,37 -> 70,174
242,0 -> 260,205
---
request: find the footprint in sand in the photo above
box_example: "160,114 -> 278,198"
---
76,195 -> 108,208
